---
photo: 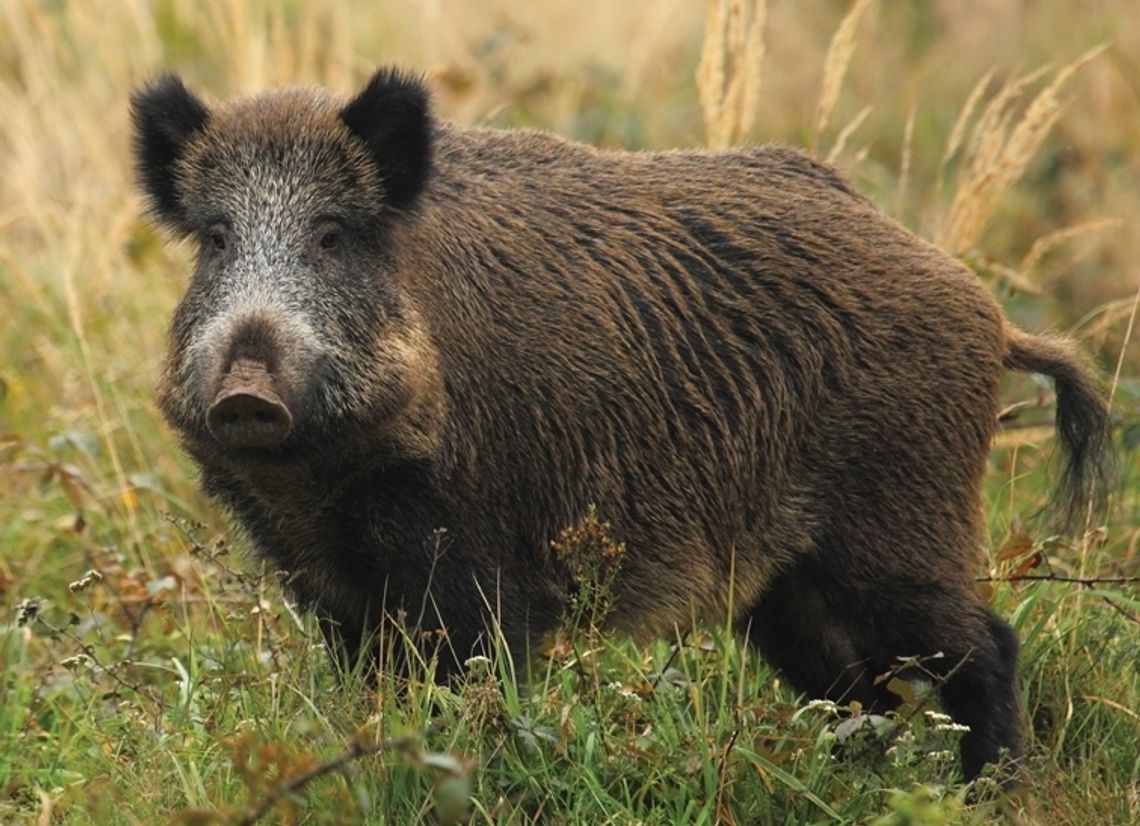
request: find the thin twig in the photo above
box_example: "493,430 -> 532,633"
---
1107,282 -> 1140,408
1098,595 -> 1140,626
650,631 -> 691,691
34,615 -> 162,711
713,727 -> 741,817
976,573 -> 1140,586
235,719 -> 446,826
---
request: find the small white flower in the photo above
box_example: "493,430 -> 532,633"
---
464,655 -> 492,673
792,698 -> 841,723
934,722 -> 971,733
923,710 -> 953,723
605,681 -> 641,701
68,569 -> 104,593
60,654 -> 90,670
804,699 -> 839,712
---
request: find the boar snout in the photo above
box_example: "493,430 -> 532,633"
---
207,358 -> 293,450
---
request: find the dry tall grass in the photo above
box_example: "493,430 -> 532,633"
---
812,0 -> 875,153
936,44 -> 1108,257
697,0 -> 767,149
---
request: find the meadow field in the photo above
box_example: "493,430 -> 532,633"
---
1,0 -> 1138,822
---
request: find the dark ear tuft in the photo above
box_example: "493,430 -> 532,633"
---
130,73 -> 210,232
340,68 -> 432,213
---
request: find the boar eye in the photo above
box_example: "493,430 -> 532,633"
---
319,230 -> 340,251
207,228 -> 228,253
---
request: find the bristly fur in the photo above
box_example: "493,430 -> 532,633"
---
132,67 -> 1117,784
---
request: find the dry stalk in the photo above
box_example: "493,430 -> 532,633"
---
895,104 -> 916,219
1107,284 -> 1140,408
697,0 -> 767,149
1021,218 -> 1124,275
825,104 -> 872,165
939,68 -> 995,181
813,0 -> 875,153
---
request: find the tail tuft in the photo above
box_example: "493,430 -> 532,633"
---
1002,328 -> 1115,531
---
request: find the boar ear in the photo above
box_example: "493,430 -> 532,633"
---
340,67 -> 432,213
130,74 -> 210,232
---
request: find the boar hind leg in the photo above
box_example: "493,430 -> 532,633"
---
878,593 -> 1021,782
918,605 -> 1021,782
743,555 -> 1020,782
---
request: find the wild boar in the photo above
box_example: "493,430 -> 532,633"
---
130,68 -> 1113,781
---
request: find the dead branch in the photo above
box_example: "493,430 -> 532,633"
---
976,573 -> 1140,587
233,719 -> 445,826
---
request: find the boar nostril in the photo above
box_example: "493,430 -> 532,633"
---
207,359 -> 294,450
207,392 -> 293,449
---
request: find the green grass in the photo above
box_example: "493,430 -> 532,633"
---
2,0 -> 1139,823
3,523 -> 1137,823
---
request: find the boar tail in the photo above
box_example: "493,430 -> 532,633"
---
1002,327 -> 1115,531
